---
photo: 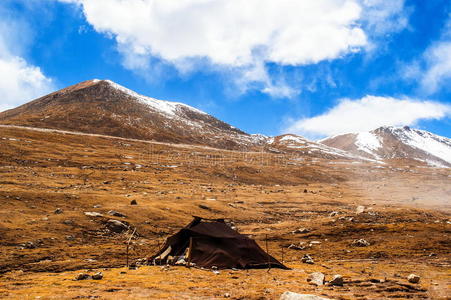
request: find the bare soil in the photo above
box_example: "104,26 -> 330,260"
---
0,126 -> 450,299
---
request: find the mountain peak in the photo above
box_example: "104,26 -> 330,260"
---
0,79 -> 250,149
321,126 -> 451,167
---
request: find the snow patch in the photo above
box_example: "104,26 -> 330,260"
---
103,80 -> 207,117
355,132 -> 382,158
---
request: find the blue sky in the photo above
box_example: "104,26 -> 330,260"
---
0,0 -> 450,139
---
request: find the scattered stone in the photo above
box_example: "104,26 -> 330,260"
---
63,220 -> 74,225
292,228 -> 310,234
224,293 -> 231,298
84,212 -> 103,217
108,210 -> 127,218
130,200 -> 138,205
309,241 -> 321,247
93,204 -> 102,208
288,244 -> 306,251
106,219 -> 129,233
75,273 -> 90,280
280,292 -> 331,300
54,208 -> 63,214
352,239 -> 370,247
92,272 -> 103,280
329,211 -> 338,217
301,254 -> 314,264
356,205 -> 365,214
328,274 -> 344,286
307,272 -> 325,286
21,241 -> 36,249
65,235 -> 75,241
407,274 -> 420,284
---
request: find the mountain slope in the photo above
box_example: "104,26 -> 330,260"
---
266,134 -> 372,161
0,79 -> 258,150
320,126 -> 451,167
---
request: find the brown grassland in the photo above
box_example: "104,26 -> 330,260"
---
0,126 -> 450,299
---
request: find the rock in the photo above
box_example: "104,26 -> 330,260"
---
84,212 -> 103,217
75,273 -> 90,280
92,272 -> 103,280
103,181 -> 112,184
292,228 -> 310,234
328,274 -> 343,286
224,293 -> 231,298
356,205 -> 365,214
93,204 -> 102,208
108,210 -> 127,218
21,242 -> 36,249
280,292 -> 331,300
329,211 -> 338,217
301,254 -> 314,264
54,208 -> 63,214
307,272 -> 325,286
407,274 -> 420,284
65,235 -> 75,241
130,200 -> 138,205
352,239 -> 370,247
303,189 -> 308,193
288,243 -> 306,251
106,219 -> 129,233
63,219 -> 74,225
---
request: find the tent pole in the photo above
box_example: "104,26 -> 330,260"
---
187,237 -> 193,268
266,234 -> 271,272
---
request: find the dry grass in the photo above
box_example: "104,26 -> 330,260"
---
0,126 -> 450,299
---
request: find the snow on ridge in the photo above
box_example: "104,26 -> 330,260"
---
102,80 -> 207,117
392,128 -> 451,164
279,135 -> 307,144
355,132 -> 382,158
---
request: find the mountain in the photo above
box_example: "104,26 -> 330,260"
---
320,126 -> 451,167
0,79 -> 259,150
265,134 -> 369,161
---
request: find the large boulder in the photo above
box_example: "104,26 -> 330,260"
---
280,292 -> 331,300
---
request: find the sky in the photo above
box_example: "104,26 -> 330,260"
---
0,0 -> 450,140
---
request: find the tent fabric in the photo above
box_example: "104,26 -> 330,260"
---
151,217 -> 289,269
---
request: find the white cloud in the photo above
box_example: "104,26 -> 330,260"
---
421,42 -> 451,93
0,10 -> 55,112
60,0 -> 409,97
61,0 -> 406,97
404,14 -> 451,94
285,95 -> 451,138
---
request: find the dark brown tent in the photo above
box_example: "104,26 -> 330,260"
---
151,217 -> 288,269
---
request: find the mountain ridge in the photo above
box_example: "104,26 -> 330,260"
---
320,126 -> 451,167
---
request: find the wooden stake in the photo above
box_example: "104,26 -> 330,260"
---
265,234 -> 271,272
126,228 -> 136,268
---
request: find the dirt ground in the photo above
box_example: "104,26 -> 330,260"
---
0,126 -> 450,299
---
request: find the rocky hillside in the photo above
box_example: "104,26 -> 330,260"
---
0,79 -> 259,150
266,134 -> 369,161
320,126 -> 451,167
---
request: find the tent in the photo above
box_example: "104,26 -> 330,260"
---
151,217 -> 288,269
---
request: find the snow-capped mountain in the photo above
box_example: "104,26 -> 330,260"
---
0,79 -> 260,150
320,126 -> 451,167
266,134 -> 373,161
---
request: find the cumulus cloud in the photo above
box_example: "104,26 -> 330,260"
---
400,14 -> 451,94
0,10 -> 54,112
59,0 -> 407,97
285,95 -> 451,138
419,16 -> 451,94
